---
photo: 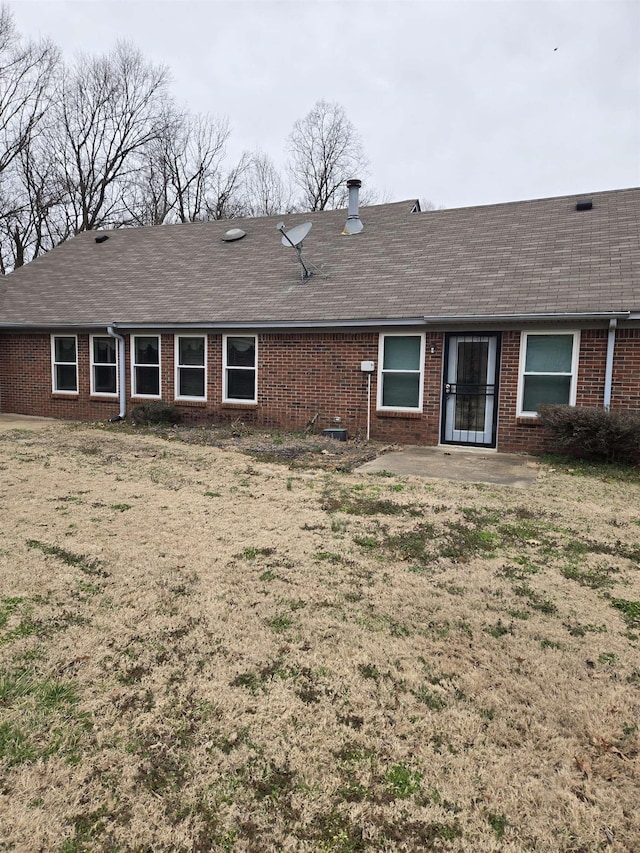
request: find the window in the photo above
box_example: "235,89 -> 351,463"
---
223,335 -> 257,403
175,335 -> 206,400
377,333 -> 425,411
51,335 -> 78,394
518,331 -> 579,416
132,336 -> 161,397
90,336 -> 118,396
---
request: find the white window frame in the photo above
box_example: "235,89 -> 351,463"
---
131,335 -> 161,399
51,334 -> 78,395
89,334 -> 119,397
223,334 -> 258,404
174,334 -> 207,401
376,332 -> 426,413
517,330 -> 580,417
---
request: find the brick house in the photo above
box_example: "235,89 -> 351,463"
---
1,184 -> 639,453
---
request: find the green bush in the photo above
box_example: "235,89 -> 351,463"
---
537,405 -> 640,465
130,401 -> 181,426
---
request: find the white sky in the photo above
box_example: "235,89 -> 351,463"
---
8,0 -> 640,209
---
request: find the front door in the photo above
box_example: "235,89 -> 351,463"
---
442,334 -> 500,447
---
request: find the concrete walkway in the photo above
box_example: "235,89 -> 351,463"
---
357,445 -> 539,487
0,413 -> 57,431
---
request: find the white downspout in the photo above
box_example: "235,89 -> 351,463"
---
367,372 -> 372,441
107,324 -> 126,421
603,318 -> 617,411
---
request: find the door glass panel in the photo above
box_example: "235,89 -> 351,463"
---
457,341 -> 488,385
453,341 -> 489,431
455,395 -> 486,431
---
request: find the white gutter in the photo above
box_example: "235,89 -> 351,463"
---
0,317 -> 427,332
423,311 -> 631,324
1,312 -> 634,333
603,318 -> 617,410
107,324 -> 126,421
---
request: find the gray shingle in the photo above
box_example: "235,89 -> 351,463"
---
1,188 -> 639,328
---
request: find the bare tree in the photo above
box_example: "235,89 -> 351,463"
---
169,113 -> 231,222
0,6 -> 58,178
0,135 -> 68,272
51,41 -> 171,233
204,151 -> 252,220
287,100 -> 369,211
122,136 -> 173,227
243,151 -> 292,217
126,111 -> 252,225
0,6 -> 59,270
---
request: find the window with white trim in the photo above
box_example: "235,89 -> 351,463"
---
518,331 -> 579,416
132,335 -> 161,398
51,335 -> 78,394
377,333 -> 425,411
175,335 -> 206,400
223,335 -> 257,403
90,335 -> 118,396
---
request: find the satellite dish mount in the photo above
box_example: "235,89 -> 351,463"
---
278,221 -> 313,281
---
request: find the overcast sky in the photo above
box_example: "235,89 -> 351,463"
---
7,0 -> 640,210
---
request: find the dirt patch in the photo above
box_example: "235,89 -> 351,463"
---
116,420 -> 391,471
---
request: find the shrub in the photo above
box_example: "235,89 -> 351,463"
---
130,401 -> 181,426
537,405 -> 640,465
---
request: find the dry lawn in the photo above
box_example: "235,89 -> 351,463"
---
0,421 -> 638,853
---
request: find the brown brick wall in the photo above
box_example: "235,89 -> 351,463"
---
0,331 -> 444,445
611,328 -> 640,410
496,328 -> 640,454
0,333 -> 117,420
2,328 -> 638,453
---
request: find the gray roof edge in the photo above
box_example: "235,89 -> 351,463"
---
1,311 -> 635,334
423,311 -> 632,324
0,317 -> 428,333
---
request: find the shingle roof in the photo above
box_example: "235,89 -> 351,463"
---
1,187 -> 639,328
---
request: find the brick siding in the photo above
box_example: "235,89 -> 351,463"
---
2,328 -> 639,453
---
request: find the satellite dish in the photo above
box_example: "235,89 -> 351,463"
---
221,228 -> 246,242
280,222 -> 312,248
277,221 -> 313,280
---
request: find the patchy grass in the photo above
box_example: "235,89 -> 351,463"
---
26,539 -> 107,576
0,422 -> 638,851
610,597 -> 640,627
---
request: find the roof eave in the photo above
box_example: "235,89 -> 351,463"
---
0,317 -> 428,333
0,311 -> 635,334
423,311 -> 632,324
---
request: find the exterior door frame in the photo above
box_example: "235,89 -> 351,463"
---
440,332 -> 501,448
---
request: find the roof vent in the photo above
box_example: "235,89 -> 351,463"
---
343,178 -> 363,235
576,199 -> 593,212
222,227 -> 246,242
94,235 -> 109,244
